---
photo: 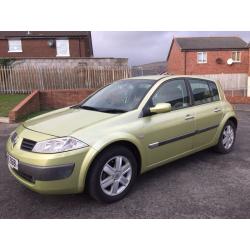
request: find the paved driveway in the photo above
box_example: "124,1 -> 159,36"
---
0,111 -> 250,219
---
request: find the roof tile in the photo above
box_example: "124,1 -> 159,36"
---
0,31 -> 90,39
175,37 -> 248,50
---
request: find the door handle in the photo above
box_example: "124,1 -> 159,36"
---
213,107 -> 221,113
185,114 -> 195,120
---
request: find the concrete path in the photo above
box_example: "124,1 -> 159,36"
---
0,117 -> 10,124
0,123 -> 19,136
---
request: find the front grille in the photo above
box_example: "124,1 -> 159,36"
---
13,169 -> 35,183
21,138 -> 36,152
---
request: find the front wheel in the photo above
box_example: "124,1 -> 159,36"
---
214,120 -> 236,154
87,145 -> 138,203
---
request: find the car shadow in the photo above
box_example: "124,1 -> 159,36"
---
17,148 -> 218,205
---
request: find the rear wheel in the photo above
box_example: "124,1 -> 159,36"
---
87,145 -> 138,203
214,120 -> 236,154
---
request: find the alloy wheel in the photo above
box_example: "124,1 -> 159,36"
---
222,125 -> 234,150
100,156 -> 132,196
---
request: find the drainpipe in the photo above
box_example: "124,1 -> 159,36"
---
247,77 -> 250,97
79,37 -> 82,57
184,51 -> 187,75
248,48 -> 250,97
88,31 -> 94,57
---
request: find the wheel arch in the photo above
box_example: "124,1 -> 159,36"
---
227,116 -> 238,129
212,111 -> 237,146
82,139 -> 143,192
91,140 -> 141,173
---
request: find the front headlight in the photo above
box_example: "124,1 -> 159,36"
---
10,131 -> 18,145
32,137 -> 88,153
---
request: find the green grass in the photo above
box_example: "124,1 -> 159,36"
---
20,109 -> 55,122
0,94 -> 27,117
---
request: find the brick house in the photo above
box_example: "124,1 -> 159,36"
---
167,37 -> 249,75
0,31 -> 128,67
166,36 -> 250,96
0,31 -> 93,58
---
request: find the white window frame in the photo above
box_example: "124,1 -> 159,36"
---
8,39 -> 22,53
232,51 -> 241,63
56,39 -> 70,57
197,52 -> 207,64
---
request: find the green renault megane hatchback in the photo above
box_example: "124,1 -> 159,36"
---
6,75 -> 237,202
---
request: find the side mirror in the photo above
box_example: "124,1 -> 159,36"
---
149,103 -> 171,114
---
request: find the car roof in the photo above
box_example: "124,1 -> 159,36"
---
128,75 -> 217,82
129,75 -> 168,80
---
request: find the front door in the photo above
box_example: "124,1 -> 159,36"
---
141,79 -> 195,168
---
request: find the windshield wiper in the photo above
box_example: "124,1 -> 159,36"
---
73,105 -> 126,113
70,104 -> 81,109
79,105 -> 102,112
101,108 -> 127,113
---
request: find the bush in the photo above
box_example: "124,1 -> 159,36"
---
0,58 -> 15,67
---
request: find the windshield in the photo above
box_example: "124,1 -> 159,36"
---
79,79 -> 156,113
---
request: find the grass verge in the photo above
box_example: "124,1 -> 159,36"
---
0,94 -> 27,117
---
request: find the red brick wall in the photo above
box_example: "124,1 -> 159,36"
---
226,96 -> 250,104
167,40 -> 186,74
80,37 -> 89,57
224,90 -> 246,97
185,49 -> 249,75
9,88 -> 96,123
9,90 -> 40,123
0,38 -> 90,58
167,39 -> 249,75
40,89 -> 96,109
248,50 -> 250,75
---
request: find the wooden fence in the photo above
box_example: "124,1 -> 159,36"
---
0,67 -> 249,96
0,66 -> 132,93
195,73 -> 248,96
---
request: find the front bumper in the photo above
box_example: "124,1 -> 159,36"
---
6,126 -> 94,194
11,161 -> 75,183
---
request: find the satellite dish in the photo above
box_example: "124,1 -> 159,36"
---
48,39 -> 55,47
227,58 -> 234,65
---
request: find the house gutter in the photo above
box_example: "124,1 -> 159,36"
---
184,51 -> 186,75
88,32 -> 94,57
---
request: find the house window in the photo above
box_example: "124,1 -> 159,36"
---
8,39 -> 22,52
232,51 -> 241,62
56,39 -> 70,57
197,52 -> 207,64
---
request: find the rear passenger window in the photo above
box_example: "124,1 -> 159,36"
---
208,81 -> 220,101
189,79 -> 212,105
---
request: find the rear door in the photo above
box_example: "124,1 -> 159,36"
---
187,78 -> 223,149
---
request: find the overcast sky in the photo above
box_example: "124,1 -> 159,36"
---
92,31 -> 250,66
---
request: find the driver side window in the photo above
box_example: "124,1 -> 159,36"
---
151,79 -> 190,110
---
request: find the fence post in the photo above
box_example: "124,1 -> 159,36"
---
112,69 -> 115,81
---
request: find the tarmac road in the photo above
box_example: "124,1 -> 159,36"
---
0,110 -> 249,218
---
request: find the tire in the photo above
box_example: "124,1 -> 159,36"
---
214,120 -> 236,154
87,145 -> 138,203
